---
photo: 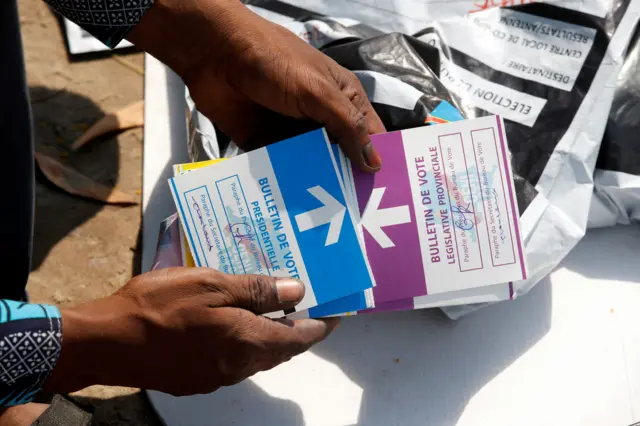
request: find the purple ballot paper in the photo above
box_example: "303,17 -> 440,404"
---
354,131 -> 426,302
353,115 -> 527,304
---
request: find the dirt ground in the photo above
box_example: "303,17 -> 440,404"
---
19,1 -> 162,424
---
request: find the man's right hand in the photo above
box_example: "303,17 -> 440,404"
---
44,268 -> 339,396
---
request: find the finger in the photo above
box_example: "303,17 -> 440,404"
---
360,98 -> 386,135
337,72 -> 386,170
258,317 -> 341,357
302,81 -> 383,173
224,274 -> 306,315
338,72 -> 387,135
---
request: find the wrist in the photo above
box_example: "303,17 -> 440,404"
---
43,295 -> 147,393
127,0 -> 253,79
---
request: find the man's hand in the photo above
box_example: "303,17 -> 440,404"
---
44,268 -> 339,396
128,0 -> 385,172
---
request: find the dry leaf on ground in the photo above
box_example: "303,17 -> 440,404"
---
72,100 -> 144,151
35,152 -> 138,205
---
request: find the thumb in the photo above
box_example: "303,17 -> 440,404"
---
226,275 -> 306,315
255,316 -> 341,361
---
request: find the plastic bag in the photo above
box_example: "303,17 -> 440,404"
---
590,22 -> 640,227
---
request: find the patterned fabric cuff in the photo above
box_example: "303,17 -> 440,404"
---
44,0 -> 155,48
0,301 -> 62,407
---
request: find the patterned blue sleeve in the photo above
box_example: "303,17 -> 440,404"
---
0,301 -> 62,407
43,0 -> 155,48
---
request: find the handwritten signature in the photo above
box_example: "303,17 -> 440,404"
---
192,197 -> 214,252
230,223 -> 255,242
452,203 -> 476,231
492,189 -> 507,243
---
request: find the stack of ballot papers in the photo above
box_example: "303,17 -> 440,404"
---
169,115 -> 528,318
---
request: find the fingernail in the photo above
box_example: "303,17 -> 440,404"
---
362,142 -> 382,170
276,279 -> 305,304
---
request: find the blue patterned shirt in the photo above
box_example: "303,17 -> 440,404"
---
44,0 -> 156,48
0,301 -> 62,406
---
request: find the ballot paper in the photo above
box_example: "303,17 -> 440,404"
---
359,115 -> 527,300
299,115 -> 527,317
169,129 -> 375,314
173,154 -> 374,319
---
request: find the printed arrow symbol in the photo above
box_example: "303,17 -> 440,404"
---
361,187 -> 411,249
295,186 -> 346,247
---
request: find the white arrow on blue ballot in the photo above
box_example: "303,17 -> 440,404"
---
361,187 -> 411,249
295,186 -> 346,247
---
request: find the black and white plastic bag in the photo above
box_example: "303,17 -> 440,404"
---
590,22 -> 640,228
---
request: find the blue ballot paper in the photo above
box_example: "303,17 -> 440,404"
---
169,129 -> 374,316
296,144 -> 373,318
306,290 -> 371,318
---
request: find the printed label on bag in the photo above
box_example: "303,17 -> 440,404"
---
438,8 -> 597,91
419,33 -> 548,126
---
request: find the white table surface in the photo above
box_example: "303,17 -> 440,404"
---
142,56 -> 640,426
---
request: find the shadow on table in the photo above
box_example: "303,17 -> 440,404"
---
148,282 -> 551,426
310,279 -> 552,426
150,282 -> 552,426
148,380 -> 306,426
562,225 -> 640,283
309,225 -> 640,425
